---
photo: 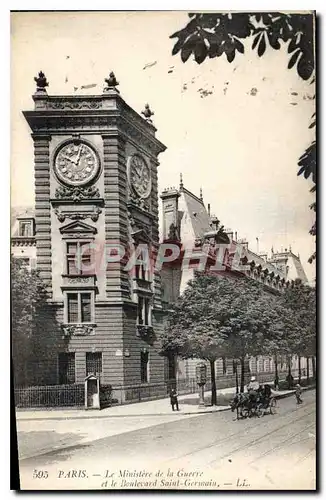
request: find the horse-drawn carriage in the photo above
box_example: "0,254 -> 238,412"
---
230,384 -> 277,419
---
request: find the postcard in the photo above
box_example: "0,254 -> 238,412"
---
11,10 -> 316,491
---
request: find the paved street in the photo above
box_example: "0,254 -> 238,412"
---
16,389 -> 316,490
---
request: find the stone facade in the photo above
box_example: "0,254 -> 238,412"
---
11,209 -> 37,270
22,73 -> 167,397
160,178 -> 309,381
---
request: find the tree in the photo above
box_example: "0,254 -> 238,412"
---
282,280 -> 316,381
160,273 -> 233,405
159,272 -> 273,403
224,283 -> 278,392
170,12 -> 316,261
11,258 -> 59,386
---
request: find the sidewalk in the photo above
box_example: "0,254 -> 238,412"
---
15,380 -> 308,421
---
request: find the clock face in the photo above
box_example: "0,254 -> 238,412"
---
54,142 -> 99,186
128,154 -> 151,198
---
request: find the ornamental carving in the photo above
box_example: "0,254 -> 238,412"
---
47,99 -> 102,110
62,324 -> 95,337
128,193 -> 150,213
54,207 -> 102,222
136,325 -> 154,338
66,276 -> 94,284
55,185 -> 101,202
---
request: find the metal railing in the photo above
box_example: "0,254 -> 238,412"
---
14,384 -> 85,408
14,368 -> 300,409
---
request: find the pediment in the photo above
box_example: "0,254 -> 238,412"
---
59,220 -> 97,235
131,228 -> 151,243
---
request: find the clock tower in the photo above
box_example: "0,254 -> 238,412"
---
23,71 -> 167,400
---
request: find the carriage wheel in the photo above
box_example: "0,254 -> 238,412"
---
270,398 -> 277,415
256,404 -> 264,418
240,408 -> 249,419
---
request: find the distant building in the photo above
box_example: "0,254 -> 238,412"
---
11,209 -> 36,270
160,176 -> 309,381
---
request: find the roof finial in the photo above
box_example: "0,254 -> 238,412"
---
141,103 -> 154,123
104,71 -> 120,93
34,71 -> 49,93
200,187 -> 203,202
180,173 -> 184,189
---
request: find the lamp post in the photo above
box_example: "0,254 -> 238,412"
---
196,362 -> 207,407
234,358 -> 240,393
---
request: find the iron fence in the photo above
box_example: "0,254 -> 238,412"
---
14,368 -> 298,409
14,384 -> 85,408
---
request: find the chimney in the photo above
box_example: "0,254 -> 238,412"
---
208,203 -> 211,217
160,187 -> 181,241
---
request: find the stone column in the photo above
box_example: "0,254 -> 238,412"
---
102,134 -> 130,301
33,134 -> 52,297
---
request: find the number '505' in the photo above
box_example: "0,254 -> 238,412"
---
33,470 -> 48,479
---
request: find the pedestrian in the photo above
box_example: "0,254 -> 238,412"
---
247,376 -> 260,407
286,373 -> 294,389
170,387 -> 179,411
295,383 -> 303,404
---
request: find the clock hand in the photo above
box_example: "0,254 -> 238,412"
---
76,145 -> 83,165
61,154 -> 77,164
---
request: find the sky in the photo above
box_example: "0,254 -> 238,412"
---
10,11 -> 316,282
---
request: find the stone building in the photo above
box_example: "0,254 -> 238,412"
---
160,176 -> 309,381
20,71 -> 168,398
11,208 -> 37,270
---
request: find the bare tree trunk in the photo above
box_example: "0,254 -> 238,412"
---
306,356 -> 310,385
210,360 -> 217,406
298,356 -> 301,384
240,357 -> 245,393
235,363 -> 239,393
312,356 -> 316,379
274,353 -> 279,390
287,355 -> 293,389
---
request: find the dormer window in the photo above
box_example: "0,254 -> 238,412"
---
19,221 -> 32,237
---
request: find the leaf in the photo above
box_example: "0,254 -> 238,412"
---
258,33 -> 266,57
269,35 -> 281,50
288,36 -> 298,53
297,53 -> 314,80
234,38 -> 244,54
194,39 -> 208,64
288,49 -> 301,69
226,48 -> 236,63
172,38 -> 183,55
180,45 -> 193,63
252,33 -> 261,50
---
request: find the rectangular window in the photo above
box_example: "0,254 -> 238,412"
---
138,296 -> 144,325
144,299 -> 149,326
19,221 -> 32,237
81,293 -> 91,323
137,296 -> 151,326
58,352 -> 75,384
141,351 -> 149,383
222,357 -> 227,375
66,241 -> 92,276
86,352 -> 102,376
168,355 -> 176,380
16,257 -> 30,267
67,293 -> 79,323
66,292 -> 93,324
